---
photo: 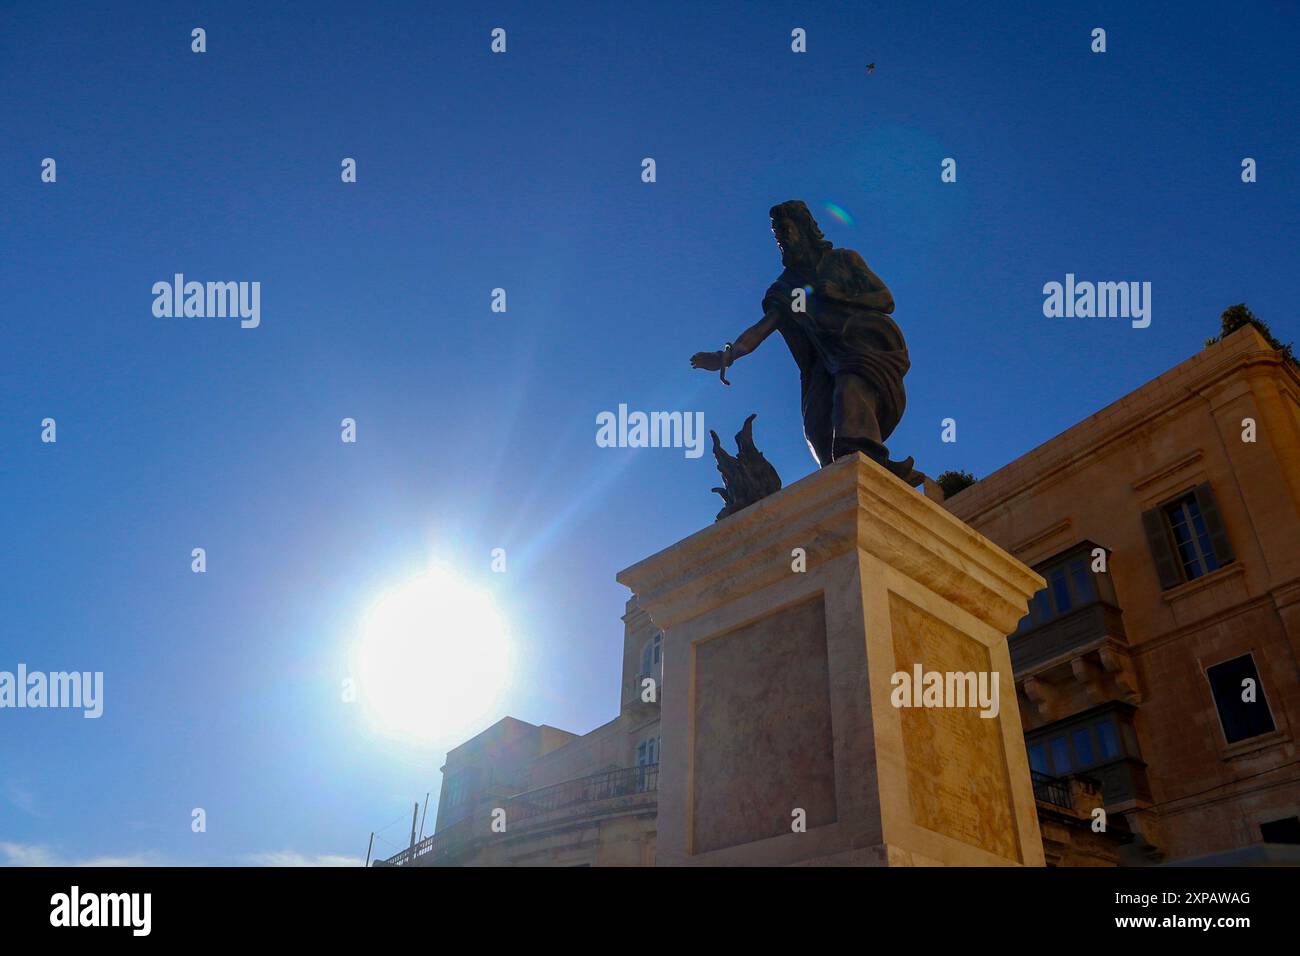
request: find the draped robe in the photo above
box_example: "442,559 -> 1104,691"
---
761,247 -> 910,464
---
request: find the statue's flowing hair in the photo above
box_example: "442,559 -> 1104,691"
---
769,200 -> 833,255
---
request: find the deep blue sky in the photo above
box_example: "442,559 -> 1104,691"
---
2,1 -> 1296,865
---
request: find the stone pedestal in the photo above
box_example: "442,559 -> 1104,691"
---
617,453 -> 1047,866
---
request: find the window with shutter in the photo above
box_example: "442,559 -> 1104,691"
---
1143,484 -> 1235,589
1192,482 -> 1235,565
1141,506 -> 1183,590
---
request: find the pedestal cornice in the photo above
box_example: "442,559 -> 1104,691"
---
618,453 -> 1044,635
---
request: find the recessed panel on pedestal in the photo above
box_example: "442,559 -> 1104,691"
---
889,593 -> 1021,862
691,595 -> 837,854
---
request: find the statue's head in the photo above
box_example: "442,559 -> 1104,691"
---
769,200 -> 832,267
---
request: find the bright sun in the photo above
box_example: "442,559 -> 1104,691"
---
355,566 -> 512,744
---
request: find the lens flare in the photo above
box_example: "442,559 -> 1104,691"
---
823,202 -> 855,226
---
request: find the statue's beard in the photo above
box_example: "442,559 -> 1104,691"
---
780,242 -> 815,272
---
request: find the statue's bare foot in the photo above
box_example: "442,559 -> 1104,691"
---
886,455 -> 922,485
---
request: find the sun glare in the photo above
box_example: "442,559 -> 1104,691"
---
355,566 -> 512,744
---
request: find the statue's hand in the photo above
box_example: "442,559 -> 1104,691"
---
690,350 -> 724,372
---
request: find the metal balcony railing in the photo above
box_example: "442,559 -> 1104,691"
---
1031,770 -> 1073,810
506,764 -> 658,824
381,764 -> 659,865
379,815 -> 473,867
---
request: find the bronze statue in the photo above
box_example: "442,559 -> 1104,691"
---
691,200 -> 919,483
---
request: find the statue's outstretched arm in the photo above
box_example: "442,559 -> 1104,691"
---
729,309 -> 781,361
690,308 -> 780,372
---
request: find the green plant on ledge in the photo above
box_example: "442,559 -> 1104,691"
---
935,469 -> 977,498
1205,304 -> 1296,367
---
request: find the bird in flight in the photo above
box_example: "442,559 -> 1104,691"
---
866,63 -> 876,74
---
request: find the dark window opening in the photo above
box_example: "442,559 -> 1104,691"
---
1260,817 -> 1300,844
1206,654 -> 1276,744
